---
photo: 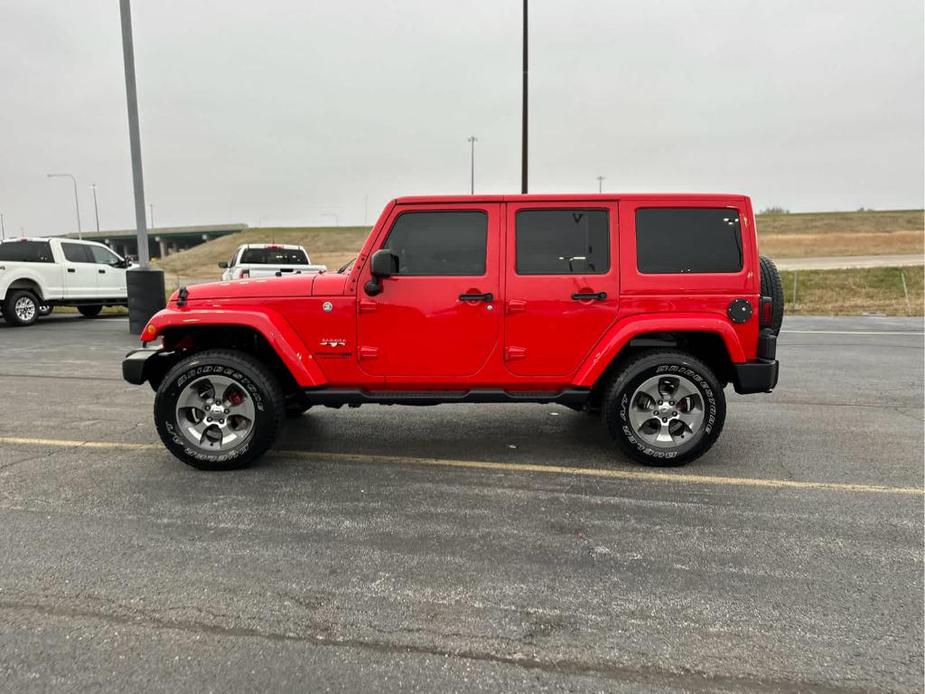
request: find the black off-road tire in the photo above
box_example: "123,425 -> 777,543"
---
78,304 -> 103,318
2,290 -> 39,326
759,255 -> 784,335
154,349 -> 285,470
602,350 -> 726,467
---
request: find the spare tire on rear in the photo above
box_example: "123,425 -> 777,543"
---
759,255 -> 784,336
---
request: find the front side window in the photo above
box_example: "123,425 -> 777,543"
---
636,208 -> 743,274
515,209 -> 610,275
89,245 -> 121,265
0,241 -> 53,262
383,211 -> 487,276
61,242 -> 93,263
239,248 -> 309,265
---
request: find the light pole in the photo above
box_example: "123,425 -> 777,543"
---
521,0 -> 528,194
0,211 -> 5,241
597,176 -> 605,193
47,173 -> 82,239
467,136 -> 478,194
90,184 -> 101,232
149,203 -> 155,229
120,0 -> 165,334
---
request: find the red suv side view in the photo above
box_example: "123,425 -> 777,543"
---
124,194 -> 782,470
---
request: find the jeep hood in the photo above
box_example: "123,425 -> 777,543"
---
169,272 -> 349,303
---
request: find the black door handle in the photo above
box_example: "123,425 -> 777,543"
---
571,291 -> 607,301
67,268 -> 76,273
98,269 -> 106,274
459,292 -> 493,302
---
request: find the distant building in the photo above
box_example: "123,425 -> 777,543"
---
62,224 -> 247,259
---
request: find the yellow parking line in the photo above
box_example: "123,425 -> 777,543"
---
0,436 -> 921,496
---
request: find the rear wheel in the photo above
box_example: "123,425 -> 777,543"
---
78,304 -> 103,318
3,290 -> 39,326
602,350 -> 726,467
37,303 -> 53,317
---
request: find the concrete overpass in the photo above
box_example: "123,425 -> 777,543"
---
63,224 -> 247,259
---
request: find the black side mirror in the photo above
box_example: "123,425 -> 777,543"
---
218,261 -> 229,269
370,249 -> 399,277
112,259 -> 129,269
365,249 -> 399,296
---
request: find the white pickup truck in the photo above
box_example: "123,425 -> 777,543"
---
0,237 -> 129,326
218,243 -> 327,280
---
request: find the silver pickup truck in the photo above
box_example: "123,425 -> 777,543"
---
218,244 -> 327,280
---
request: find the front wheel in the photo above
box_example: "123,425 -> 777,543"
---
154,349 -> 285,470
78,304 -> 103,318
602,350 -> 726,467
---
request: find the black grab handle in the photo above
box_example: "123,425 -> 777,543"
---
459,292 -> 494,302
571,291 -> 607,301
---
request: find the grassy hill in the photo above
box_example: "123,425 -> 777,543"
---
155,209 -> 923,284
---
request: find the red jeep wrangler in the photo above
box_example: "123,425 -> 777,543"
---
124,194 -> 782,470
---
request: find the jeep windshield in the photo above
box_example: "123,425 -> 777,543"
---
239,248 -> 309,264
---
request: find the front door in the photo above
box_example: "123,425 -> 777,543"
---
88,244 -> 127,298
356,204 -> 501,380
503,202 -> 620,377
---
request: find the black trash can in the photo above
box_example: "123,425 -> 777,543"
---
127,268 -> 167,335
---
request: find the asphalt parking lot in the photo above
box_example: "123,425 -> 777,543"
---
0,314 -> 922,692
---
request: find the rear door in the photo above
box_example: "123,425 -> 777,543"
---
60,242 -> 98,299
356,204 -> 501,380
503,201 -> 620,377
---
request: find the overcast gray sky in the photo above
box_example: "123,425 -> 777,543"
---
1,0 -> 922,236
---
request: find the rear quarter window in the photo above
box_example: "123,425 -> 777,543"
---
635,208 -> 743,274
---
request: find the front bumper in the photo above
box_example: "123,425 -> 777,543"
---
122,348 -> 160,385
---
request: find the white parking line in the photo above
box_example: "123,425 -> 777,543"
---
781,330 -> 924,336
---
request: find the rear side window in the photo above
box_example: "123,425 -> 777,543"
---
384,211 -> 487,276
635,208 -> 743,274
0,241 -> 54,262
61,242 -> 94,263
516,209 -> 610,274
239,248 -> 309,265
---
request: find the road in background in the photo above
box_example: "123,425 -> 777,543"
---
0,315 -> 922,692
775,253 -> 923,270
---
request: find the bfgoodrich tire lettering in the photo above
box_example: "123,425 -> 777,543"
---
603,350 -> 726,467
154,349 -> 285,470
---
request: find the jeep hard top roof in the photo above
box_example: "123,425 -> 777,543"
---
392,193 -> 749,205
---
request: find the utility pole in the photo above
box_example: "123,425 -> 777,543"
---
90,184 -> 101,232
467,135 -> 478,194
149,203 -> 154,229
0,212 -> 5,241
521,0 -> 528,194
47,173 -> 82,239
120,0 -> 165,334
597,176 -> 605,193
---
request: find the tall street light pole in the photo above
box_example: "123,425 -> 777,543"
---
597,176 -> 605,193
149,203 -> 155,229
90,184 -> 101,232
467,135 -> 478,194
120,0 -> 165,334
47,173 -> 82,239
521,0 -> 528,194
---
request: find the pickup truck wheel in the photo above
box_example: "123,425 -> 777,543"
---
3,290 -> 39,326
77,304 -> 103,318
602,350 -> 726,467
154,349 -> 285,470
